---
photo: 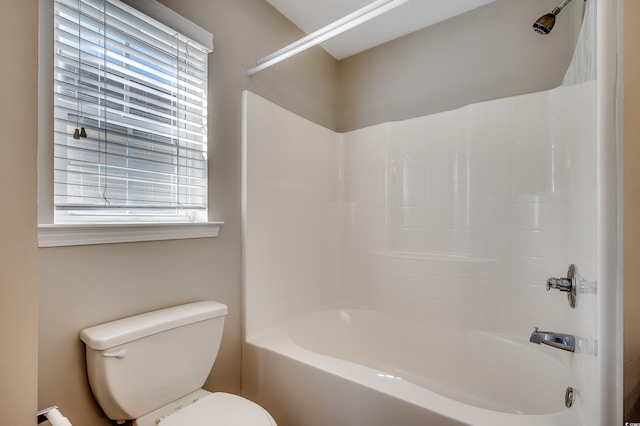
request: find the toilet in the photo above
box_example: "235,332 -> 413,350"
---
80,301 -> 276,426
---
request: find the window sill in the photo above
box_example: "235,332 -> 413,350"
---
38,222 -> 224,247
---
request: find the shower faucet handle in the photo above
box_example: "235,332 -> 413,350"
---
546,277 -> 573,292
546,264 -> 577,308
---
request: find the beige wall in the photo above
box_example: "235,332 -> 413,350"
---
337,0 -> 582,132
37,0 -> 337,424
624,0 -> 640,420
0,0 -> 39,424
10,0 -> 630,423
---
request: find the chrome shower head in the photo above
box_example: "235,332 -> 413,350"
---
533,0 -> 573,35
533,8 -> 560,34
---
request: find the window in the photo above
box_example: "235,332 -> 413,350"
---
53,0 -> 212,224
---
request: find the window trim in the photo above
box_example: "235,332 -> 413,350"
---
38,221 -> 223,247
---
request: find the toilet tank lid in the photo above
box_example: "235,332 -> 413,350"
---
80,301 -> 228,350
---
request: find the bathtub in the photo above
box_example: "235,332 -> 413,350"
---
242,306 -> 581,426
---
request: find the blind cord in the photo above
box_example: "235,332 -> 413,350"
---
73,0 -> 86,139
101,0 -> 110,206
176,33 -> 182,209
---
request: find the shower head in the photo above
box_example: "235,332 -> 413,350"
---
533,0 -> 573,34
533,8 -> 560,34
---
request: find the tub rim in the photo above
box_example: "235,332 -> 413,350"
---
245,304 -> 581,426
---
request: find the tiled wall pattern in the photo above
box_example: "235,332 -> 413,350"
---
243,84 -> 596,333
341,91 -> 566,331
242,92 -> 343,337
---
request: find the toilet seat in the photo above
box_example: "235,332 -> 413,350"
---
158,392 -> 276,426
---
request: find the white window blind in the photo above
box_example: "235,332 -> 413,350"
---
53,0 -> 211,223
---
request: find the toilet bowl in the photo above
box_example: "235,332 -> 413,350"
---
80,301 -> 276,425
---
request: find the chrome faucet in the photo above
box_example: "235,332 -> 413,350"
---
529,327 -> 575,352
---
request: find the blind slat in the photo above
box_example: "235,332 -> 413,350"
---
53,128 -> 207,165
54,97 -> 208,145
53,62 -> 208,119
54,79 -> 208,132
54,9 -> 209,75
53,40 -> 208,104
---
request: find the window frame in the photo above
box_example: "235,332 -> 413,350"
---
38,0 -> 221,247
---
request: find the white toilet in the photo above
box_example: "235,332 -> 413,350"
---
80,301 -> 276,426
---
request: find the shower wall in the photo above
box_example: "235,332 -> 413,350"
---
243,2 -> 617,424
243,80 -> 601,422
243,1 -> 621,425
244,82 -> 596,332
242,91 -> 343,337
340,87 -> 591,333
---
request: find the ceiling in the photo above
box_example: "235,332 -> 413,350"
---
265,0 -> 496,60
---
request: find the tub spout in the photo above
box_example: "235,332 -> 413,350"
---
529,327 -> 575,352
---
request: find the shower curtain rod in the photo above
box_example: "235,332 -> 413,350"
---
247,0 -> 411,76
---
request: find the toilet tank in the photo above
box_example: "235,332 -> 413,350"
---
80,301 -> 228,421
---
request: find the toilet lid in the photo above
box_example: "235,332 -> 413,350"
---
159,392 -> 276,426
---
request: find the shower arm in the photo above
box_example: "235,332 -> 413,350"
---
551,0 -> 573,15
558,0 -> 573,10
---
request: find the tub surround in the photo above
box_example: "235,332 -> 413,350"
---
243,82 -> 596,335
242,79 -> 601,423
241,2 -> 619,418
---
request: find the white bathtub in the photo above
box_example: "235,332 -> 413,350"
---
243,306 -> 581,426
